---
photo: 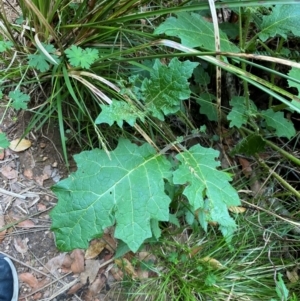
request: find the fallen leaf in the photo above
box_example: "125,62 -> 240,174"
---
17,220 -> 35,228
1,165 -> 18,179
238,157 -> 252,177
0,149 -> 4,160
14,237 -> 29,257
70,249 -> 85,274
84,276 -> 106,300
9,138 -> 31,152
115,258 -> 138,279
80,259 -> 102,285
199,256 -> 224,269
23,168 -> 33,179
67,282 -> 83,295
287,268 -> 299,283
0,215 -> 7,243
85,240 -> 107,260
228,206 -> 247,214
45,253 -> 69,274
19,273 -> 39,289
110,265 -> 124,281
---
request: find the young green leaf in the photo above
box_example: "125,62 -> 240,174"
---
258,5 -> 300,42
141,58 -> 198,120
275,273 -> 289,301
28,43 -> 60,72
0,41 -> 13,52
227,96 -> 257,128
155,12 -> 239,52
0,133 -> 9,149
230,133 -> 266,156
287,67 -> 300,110
95,100 -> 145,127
196,93 -> 218,121
8,90 -> 30,110
173,144 -> 240,242
50,139 -> 172,252
65,45 -> 98,69
261,109 -> 296,139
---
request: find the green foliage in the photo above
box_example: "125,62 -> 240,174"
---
0,40 -> 13,52
51,139 -> 173,252
28,43 -> 60,72
231,133 -> 266,156
258,5 -> 300,41
51,138 -> 240,252
261,109 -> 296,139
227,96 -> 257,128
155,12 -> 239,52
275,273 -> 289,301
0,133 -> 9,148
65,45 -> 99,69
141,58 -> 198,120
196,93 -> 218,121
173,144 -> 240,241
95,100 -> 145,127
8,90 -> 30,110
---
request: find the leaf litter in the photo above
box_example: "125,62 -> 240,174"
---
0,107 -> 141,300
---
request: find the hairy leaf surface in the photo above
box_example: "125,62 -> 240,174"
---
173,144 -> 240,241
50,139 -> 172,252
227,96 -> 257,128
155,12 -> 239,52
261,109 -> 296,139
95,100 -> 145,127
141,58 -> 198,120
258,5 -> 300,41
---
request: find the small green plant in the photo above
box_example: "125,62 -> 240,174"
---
1,1 -> 300,299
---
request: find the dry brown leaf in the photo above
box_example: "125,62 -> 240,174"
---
189,245 -> 204,257
238,157 -> 252,177
199,256 -> 224,269
228,206 -> 247,214
17,220 -> 35,228
9,138 -> 31,152
45,253 -> 69,274
70,249 -> 85,274
19,273 -> 39,289
84,276 -> 106,300
85,240 -> 107,260
0,215 -> 7,243
0,149 -> 4,160
80,259 -> 102,285
110,265 -> 124,281
23,168 -> 33,179
115,258 -> 138,279
67,282 -> 83,295
14,237 -> 29,256
287,268 -> 299,283
1,165 -> 18,179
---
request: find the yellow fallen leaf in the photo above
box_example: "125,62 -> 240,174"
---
286,268 -> 299,283
115,258 -> 138,279
199,256 -> 224,269
9,138 -> 31,152
228,206 -> 247,214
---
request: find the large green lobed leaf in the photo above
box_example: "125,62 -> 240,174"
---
258,5 -> 300,42
155,12 -> 239,52
173,144 -> 240,241
50,139 -> 172,252
141,58 -> 198,120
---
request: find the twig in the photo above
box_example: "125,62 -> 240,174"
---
0,187 -> 26,199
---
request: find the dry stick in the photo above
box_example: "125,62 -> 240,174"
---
208,0 -> 222,135
0,209 -> 49,232
0,187 -> 26,199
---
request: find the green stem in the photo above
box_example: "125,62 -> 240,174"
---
242,127 -> 300,166
255,155 -> 300,198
